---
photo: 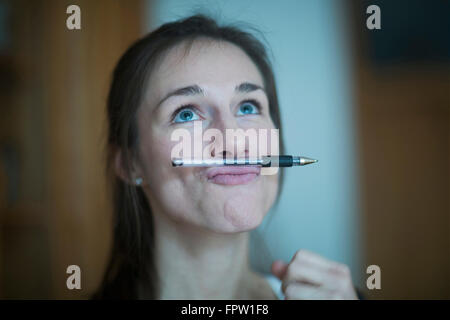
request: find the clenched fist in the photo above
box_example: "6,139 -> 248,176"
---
271,250 -> 358,300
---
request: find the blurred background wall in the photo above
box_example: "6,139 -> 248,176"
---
0,0 -> 144,298
351,0 -> 449,299
0,0 -> 448,299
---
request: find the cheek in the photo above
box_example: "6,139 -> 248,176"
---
139,124 -> 186,175
138,132 -> 178,194
238,116 -> 274,130
138,132 -> 203,211
265,173 -> 279,208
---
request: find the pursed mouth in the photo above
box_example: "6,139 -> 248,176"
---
205,166 -> 261,185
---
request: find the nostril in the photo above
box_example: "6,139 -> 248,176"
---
212,150 -> 232,159
210,148 -> 225,158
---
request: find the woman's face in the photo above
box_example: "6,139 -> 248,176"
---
134,39 -> 278,233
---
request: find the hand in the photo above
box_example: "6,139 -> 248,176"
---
271,249 -> 358,300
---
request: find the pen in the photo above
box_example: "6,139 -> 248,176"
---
172,155 -> 318,167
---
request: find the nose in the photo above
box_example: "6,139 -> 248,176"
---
205,112 -> 249,160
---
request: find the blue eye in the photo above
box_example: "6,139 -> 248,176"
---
236,101 -> 260,116
173,107 -> 200,123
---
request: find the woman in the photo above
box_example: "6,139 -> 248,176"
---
94,14 -> 358,300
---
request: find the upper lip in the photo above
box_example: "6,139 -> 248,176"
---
206,166 -> 261,179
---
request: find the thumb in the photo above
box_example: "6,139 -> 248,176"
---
271,260 -> 288,280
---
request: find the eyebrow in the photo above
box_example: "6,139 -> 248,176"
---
156,82 -> 266,109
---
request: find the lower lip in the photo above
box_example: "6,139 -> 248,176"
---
209,173 -> 258,185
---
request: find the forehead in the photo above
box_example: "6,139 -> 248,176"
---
145,39 -> 264,103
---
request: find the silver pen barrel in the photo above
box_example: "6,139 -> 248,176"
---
172,158 -> 264,167
172,156 -> 318,167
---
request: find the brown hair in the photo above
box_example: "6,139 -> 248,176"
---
93,14 -> 284,299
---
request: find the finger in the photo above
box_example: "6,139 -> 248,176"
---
291,250 -> 335,269
271,260 -> 288,280
282,263 -> 337,292
291,249 -> 349,276
284,282 -> 343,300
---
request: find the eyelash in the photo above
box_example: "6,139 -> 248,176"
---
170,99 -> 263,122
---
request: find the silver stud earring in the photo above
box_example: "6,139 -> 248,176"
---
135,177 -> 143,186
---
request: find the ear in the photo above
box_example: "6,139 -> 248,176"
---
113,148 -> 144,186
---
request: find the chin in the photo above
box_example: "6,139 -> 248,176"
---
220,194 -> 267,232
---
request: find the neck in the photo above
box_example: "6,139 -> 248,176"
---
151,208 -> 257,299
